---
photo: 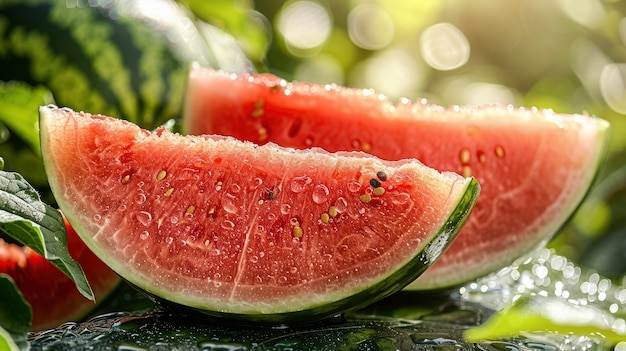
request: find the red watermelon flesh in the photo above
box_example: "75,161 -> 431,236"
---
182,66 -> 610,290
0,214 -> 120,331
39,105 -> 479,323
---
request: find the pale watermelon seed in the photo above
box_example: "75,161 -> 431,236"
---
293,226 -> 303,238
258,127 -> 268,141
459,149 -> 471,164
359,193 -> 372,203
320,212 -> 330,224
495,145 -> 505,158
477,150 -> 487,163
120,174 -> 131,184
156,170 -> 167,181
164,188 -> 174,197
328,206 -> 338,218
373,187 -> 386,196
462,165 -> 472,178
185,205 -> 195,217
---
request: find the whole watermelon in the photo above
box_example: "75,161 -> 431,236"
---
0,0 -> 248,130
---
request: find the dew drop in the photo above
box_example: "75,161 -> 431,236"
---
93,214 -> 102,222
139,231 -> 149,240
230,184 -> 241,193
347,181 -> 362,193
221,219 -> 235,230
278,276 -> 288,284
312,184 -> 329,204
256,224 -> 265,233
119,204 -> 127,211
170,215 -> 179,224
390,192 -> 410,205
135,193 -> 146,204
290,175 -> 312,193
334,197 -> 348,213
289,266 -> 298,274
250,255 -> 259,263
249,177 -> 263,190
222,194 -> 238,214
259,251 -> 265,258
166,236 -> 174,244
280,203 -> 292,215
137,211 -> 152,226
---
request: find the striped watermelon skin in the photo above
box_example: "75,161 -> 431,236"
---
0,0 -> 216,129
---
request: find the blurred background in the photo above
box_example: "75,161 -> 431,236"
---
189,0 -> 626,280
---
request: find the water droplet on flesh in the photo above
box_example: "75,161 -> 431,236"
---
135,193 -> 146,204
390,192 -> 411,205
290,175 -> 312,193
221,220 -> 235,230
334,197 -> 348,213
312,184 -> 329,204
137,211 -> 152,226
139,231 -> 149,240
347,181 -> 362,193
280,204 -> 291,215
222,194 -> 238,214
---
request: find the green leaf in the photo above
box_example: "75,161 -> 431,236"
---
0,326 -> 21,351
0,81 -> 55,156
0,170 -> 94,301
179,0 -> 269,69
0,275 -> 30,351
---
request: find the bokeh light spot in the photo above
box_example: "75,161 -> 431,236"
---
294,55 -> 344,85
620,17 -> 626,47
351,47 -> 424,100
420,23 -> 470,71
558,0 -> 606,28
276,0 -> 331,55
600,63 -> 626,114
347,4 -> 395,50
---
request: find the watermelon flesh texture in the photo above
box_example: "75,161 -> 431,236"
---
39,105 -> 479,323
182,66 -> 610,290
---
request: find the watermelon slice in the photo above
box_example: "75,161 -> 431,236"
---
0,213 -> 120,331
39,105 -> 479,323
182,66 -> 610,290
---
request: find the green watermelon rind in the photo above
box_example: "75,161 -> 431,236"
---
39,107 -> 480,324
